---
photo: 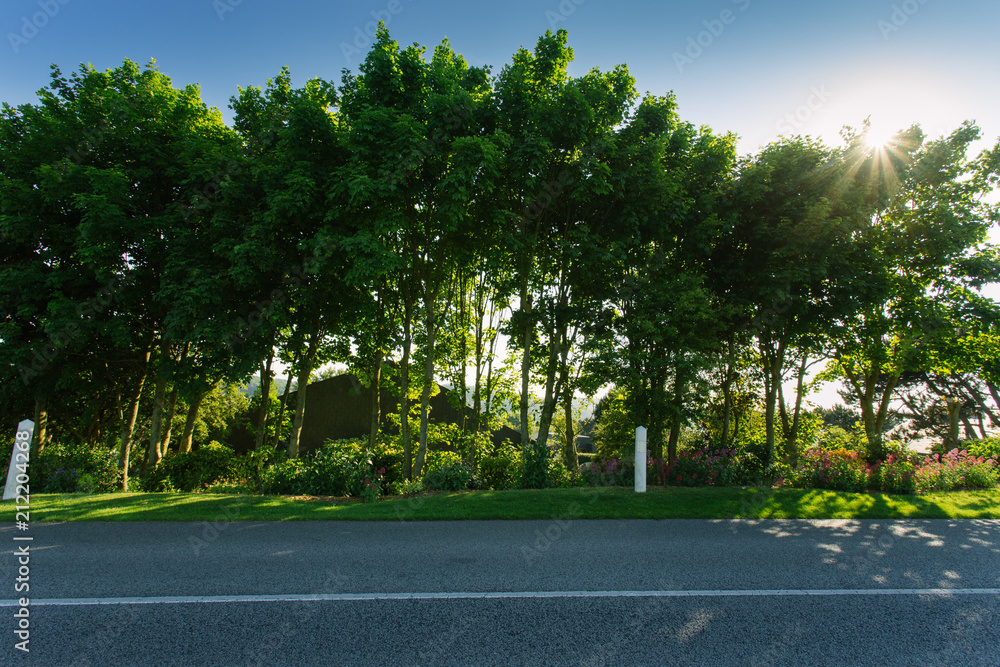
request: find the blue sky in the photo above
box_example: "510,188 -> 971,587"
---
2,0 -> 999,157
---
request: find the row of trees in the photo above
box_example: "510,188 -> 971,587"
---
3,28 -> 999,489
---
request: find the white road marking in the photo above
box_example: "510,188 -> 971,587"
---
2,588 -> 998,607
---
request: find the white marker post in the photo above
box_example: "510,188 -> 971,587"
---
634,426 -> 647,493
4,420 -> 34,500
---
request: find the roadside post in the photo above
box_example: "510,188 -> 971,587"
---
634,426 -> 646,493
4,420 -> 34,500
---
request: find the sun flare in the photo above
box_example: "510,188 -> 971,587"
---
863,118 -> 898,150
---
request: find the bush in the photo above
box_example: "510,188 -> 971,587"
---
423,462 -> 476,491
390,478 -> 425,496
870,453 -> 917,494
965,437 -> 1000,465
32,441 -> 121,493
786,448 -> 870,493
478,444 -> 521,490
142,441 -> 237,492
913,449 -> 999,493
257,439 -> 384,499
654,448 -> 750,487
258,458 -> 310,495
424,450 -> 462,474
814,426 -> 867,454
520,440 -> 551,489
582,457 -> 633,487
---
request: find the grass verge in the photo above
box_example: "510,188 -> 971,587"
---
4,486 -> 1000,522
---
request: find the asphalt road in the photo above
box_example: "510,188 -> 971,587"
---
1,518 -> 998,666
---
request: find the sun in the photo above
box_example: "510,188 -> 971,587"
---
863,118 -> 897,150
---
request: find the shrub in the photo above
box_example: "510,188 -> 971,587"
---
424,450 -> 462,474
390,478 -> 426,496
142,441 -> 238,492
257,439 -> 384,499
259,458 -> 310,495
423,462 -> 476,491
582,457 -> 633,487
32,441 -> 121,493
965,437 -> 1000,465
786,448 -> 870,492
520,440 -> 552,489
815,426 -> 866,454
913,449 -> 999,493
478,445 -> 521,490
547,455 -> 574,488
870,453 -> 917,494
654,448 -> 748,487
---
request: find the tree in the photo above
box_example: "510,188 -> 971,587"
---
825,123 -> 1000,459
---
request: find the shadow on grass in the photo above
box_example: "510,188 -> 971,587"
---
6,486 -> 999,522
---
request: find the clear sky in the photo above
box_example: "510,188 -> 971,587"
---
2,0 -> 998,157
3,0 -> 998,409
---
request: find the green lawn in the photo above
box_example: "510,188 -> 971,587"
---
6,486 -> 1000,522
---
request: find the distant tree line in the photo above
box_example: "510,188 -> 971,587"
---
2,28 -> 999,489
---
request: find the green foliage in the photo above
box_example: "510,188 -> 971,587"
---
814,425 -> 868,453
423,450 -> 463,474
390,478 -> 426,496
784,448 -> 871,493
654,448 -> 757,487
581,457 -> 633,487
477,444 -> 521,490
592,389 -> 634,461
819,404 -> 862,431
258,439 -> 384,499
423,462 -> 477,492
870,453 -> 917,495
141,441 -> 237,492
964,437 -> 1000,463
33,442 -> 121,493
913,449 -> 999,493
519,440 -> 552,489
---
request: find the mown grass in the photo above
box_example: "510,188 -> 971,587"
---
5,486 -> 1000,522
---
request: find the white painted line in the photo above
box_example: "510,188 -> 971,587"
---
2,588 -> 999,607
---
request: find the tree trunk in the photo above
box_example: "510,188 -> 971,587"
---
118,346 -> 151,491
533,330 -> 561,456
400,297 -> 414,479
159,387 -> 178,457
960,413 -> 978,440
720,337 -> 735,450
944,397 -> 962,451
519,276 -> 533,449
33,395 -> 48,454
179,387 -> 212,454
562,391 -> 577,471
368,348 -> 383,453
414,301 -> 440,479
472,275 -> 487,433
287,331 -> 320,458
145,373 -> 169,472
271,361 -> 297,450
783,355 -> 808,465
255,345 -> 274,451
458,270 -> 468,431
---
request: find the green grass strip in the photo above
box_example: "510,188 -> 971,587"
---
4,486 -> 999,522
